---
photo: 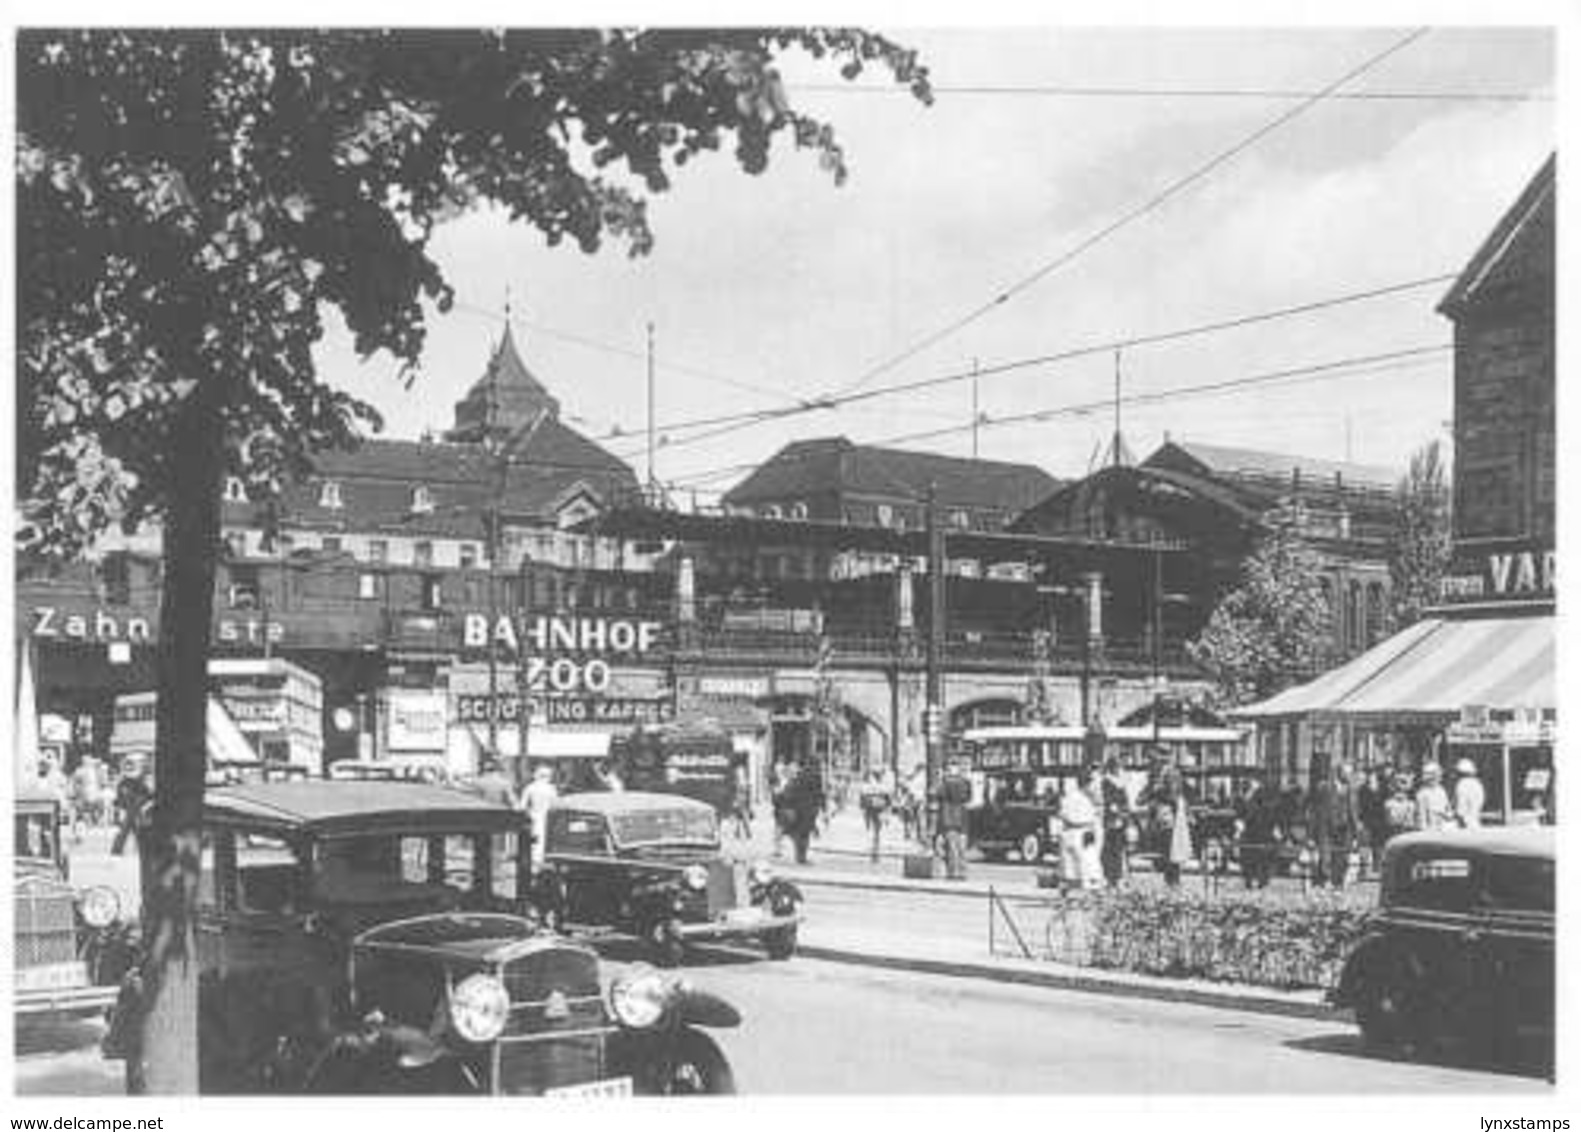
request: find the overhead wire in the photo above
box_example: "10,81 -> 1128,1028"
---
605,270 -> 1456,460
660,344 -> 1450,491
819,26 -> 1433,400
791,82 -> 1550,103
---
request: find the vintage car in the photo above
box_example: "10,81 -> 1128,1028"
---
102,781 -> 739,1094
1332,825 -> 1554,1064
14,790 -> 137,1018
533,791 -> 802,965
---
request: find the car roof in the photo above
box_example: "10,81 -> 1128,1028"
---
206,780 -> 520,837
552,790 -> 715,817
1385,824 -> 1554,861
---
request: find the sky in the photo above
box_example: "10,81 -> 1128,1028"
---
308,24 -> 1556,503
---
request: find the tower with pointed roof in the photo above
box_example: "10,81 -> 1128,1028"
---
444,324 -> 562,446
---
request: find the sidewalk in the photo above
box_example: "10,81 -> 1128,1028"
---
728,806 -> 1345,1023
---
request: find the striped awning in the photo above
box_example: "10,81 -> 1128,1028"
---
1235,614 -> 1554,722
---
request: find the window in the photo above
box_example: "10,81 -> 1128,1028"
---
318,480 -> 343,509
413,541 -> 434,568
762,504 -> 782,520
223,477 -> 247,503
876,504 -> 894,528
788,502 -> 808,521
460,543 -> 479,570
951,510 -> 970,530
321,535 -> 342,554
411,486 -> 433,514
228,565 -> 261,609
101,553 -> 132,605
358,573 -> 382,600
420,573 -> 443,611
368,539 -> 388,564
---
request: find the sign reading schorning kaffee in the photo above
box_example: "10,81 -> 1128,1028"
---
460,614 -> 665,695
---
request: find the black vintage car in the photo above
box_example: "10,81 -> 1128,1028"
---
14,791 -> 136,1019
533,791 -> 802,965
1332,825 -> 1554,1066
102,781 -> 739,1094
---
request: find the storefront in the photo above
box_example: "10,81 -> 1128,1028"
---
1238,609 -> 1554,822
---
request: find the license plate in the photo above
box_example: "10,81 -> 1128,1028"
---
16,961 -> 89,993
545,1076 -> 633,1098
724,906 -> 767,927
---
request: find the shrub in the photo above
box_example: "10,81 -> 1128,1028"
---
1039,888 -> 1370,991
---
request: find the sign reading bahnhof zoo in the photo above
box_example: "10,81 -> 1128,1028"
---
460,613 -> 667,697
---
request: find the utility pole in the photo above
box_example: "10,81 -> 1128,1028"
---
971,359 -> 981,460
646,321 -> 656,504
924,484 -> 946,812
485,300 -> 505,769
517,553 -> 532,780
1112,348 -> 1123,469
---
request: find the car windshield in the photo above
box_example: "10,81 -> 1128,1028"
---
15,811 -> 58,860
610,807 -> 718,848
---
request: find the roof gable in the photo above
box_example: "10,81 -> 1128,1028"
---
1439,153 -> 1555,319
724,435 -> 1059,516
1143,440 -> 1396,495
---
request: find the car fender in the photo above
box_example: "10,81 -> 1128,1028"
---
376,1023 -> 450,1069
671,985 -> 741,1030
1332,933 -> 1394,1007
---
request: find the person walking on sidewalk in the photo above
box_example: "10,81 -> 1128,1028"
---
1453,758 -> 1486,829
771,758 -> 795,859
858,766 -> 893,864
111,758 -> 151,857
782,759 -> 825,865
1099,759 -> 1130,887
1059,769 -> 1102,890
1415,761 -> 1453,831
935,759 -> 973,880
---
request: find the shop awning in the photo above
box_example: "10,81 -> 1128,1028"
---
206,698 -> 261,765
470,726 -> 611,760
1235,614 -> 1554,722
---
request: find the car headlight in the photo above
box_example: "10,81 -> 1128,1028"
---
750,861 -> 774,886
79,886 -> 120,929
683,864 -> 708,890
449,973 -> 510,1043
608,965 -> 673,1030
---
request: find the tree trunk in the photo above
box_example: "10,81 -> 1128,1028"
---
128,384 -> 224,1095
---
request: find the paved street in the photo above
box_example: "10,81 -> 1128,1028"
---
16,951 -> 1546,1096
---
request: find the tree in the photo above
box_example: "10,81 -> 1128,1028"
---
17,28 -> 930,1094
1388,439 -> 1452,629
1187,522 -> 1336,707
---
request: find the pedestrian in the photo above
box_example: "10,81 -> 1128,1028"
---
771,758 -> 795,860
729,762 -> 754,841
935,758 -> 973,880
1383,770 -> 1418,838
111,757 -> 151,857
1356,769 -> 1389,878
520,765 -> 559,872
1146,756 -> 1191,887
471,757 -> 517,807
1099,759 -> 1129,888
1059,769 -> 1101,890
1311,761 -> 1358,889
1415,761 -> 1453,831
1236,777 -> 1278,889
783,760 -> 825,865
857,766 -> 893,864
1453,758 -> 1486,829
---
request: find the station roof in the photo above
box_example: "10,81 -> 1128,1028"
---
579,506 -> 1186,567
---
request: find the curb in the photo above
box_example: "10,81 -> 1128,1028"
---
796,942 -> 1343,1023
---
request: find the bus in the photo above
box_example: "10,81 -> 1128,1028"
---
954,719 -> 1255,864
607,718 -> 741,815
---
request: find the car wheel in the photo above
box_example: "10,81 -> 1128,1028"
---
1019,834 -> 1043,863
764,924 -> 798,961
1354,977 -> 1417,1053
647,918 -> 686,968
661,1029 -> 736,1095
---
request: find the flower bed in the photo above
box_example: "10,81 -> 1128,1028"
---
1039,887 -> 1372,991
